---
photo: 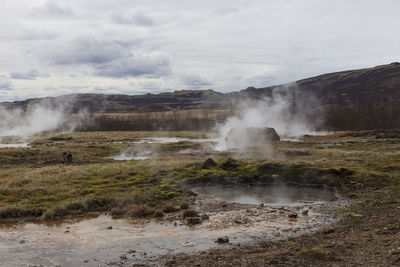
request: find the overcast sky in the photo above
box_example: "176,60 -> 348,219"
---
0,0 -> 399,101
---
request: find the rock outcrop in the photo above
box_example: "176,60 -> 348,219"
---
225,127 -> 280,148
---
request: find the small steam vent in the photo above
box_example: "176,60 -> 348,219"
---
225,127 -> 280,148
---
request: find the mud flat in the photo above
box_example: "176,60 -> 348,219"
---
0,185 -> 347,266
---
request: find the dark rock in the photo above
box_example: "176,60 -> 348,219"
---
220,157 -> 239,170
322,227 -> 335,235
19,240 -> 25,244
186,217 -> 202,225
166,259 -> 177,266
201,158 -> 217,169
201,214 -> 209,220
225,127 -> 280,148
216,236 -> 229,244
269,259 -> 279,265
288,213 -> 298,219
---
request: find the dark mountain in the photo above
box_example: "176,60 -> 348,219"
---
0,89 -> 230,113
1,62 -> 400,130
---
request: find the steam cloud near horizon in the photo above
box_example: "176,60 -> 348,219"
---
0,99 -> 88,142
215,84 -> 323,150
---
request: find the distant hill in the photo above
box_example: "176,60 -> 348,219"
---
0,89 -> 230,113
1,62 -> 400,130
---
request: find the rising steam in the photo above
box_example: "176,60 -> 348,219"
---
0,98 -> 89,142
215,84 -> 323,150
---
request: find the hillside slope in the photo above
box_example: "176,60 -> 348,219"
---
1,62 -> 400,130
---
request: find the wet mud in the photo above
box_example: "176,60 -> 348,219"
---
0,186 -> 346,266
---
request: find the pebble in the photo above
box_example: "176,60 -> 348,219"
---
216,236 -> 229,244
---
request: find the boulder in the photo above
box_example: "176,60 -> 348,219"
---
216,236 -> 229,244
225,127 -> 280,148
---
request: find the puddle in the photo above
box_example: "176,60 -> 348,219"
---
0,204 -> 338,267
0,143 -> 29,148
108,137 -> 219,161
108,147 -> 154,161
110,154 -> 150,161
191,185 -> 337,206
133,137 -> 218,144
0,185 -> 344,266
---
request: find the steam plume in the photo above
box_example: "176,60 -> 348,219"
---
215,83 -> 323,150
0,97 -> 89,141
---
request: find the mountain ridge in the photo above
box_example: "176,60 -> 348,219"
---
2,62 -> 400,130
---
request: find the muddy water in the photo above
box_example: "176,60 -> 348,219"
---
109,154 -> 151,161
132,137 -> 219,144
0,143 -> 29,148
191,185 -> 337,206
0,187 -> 343,266
109,137 -> 219,161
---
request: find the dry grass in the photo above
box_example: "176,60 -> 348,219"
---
1,130 -> 400,221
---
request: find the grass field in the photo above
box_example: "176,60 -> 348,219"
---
0,130 -> 399,221
1,130 -> 400,265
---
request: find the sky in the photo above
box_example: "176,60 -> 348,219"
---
0,0 -> 399,101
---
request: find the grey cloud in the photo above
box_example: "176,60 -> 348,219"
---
34,1 -> 74,17
1,0 -> 400,101
245,73 -> 278,88
9,70 -> 49,80
17,29 -> 58,41
94,55 -> 171,78
47,37 -> 130,65
0,80 -> 13,91
111,12 -> 155,26
182,75 -> 212,89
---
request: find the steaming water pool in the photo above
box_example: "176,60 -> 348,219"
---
0,143 -> 29,148
132,137 -> 219,144
0,200 -> 341,266
110,155 -> 150,161
191,185 -> 337,206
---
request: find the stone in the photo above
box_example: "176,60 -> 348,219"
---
201,214 -> 209,220
216,236 -> 229,244
322,227 -> 335,235
225,127 -> 281,148
201,158 -> 217,169
269,259 -> 279,265
186,217 -> 202,225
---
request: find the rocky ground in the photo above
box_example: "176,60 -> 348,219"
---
156,190 -> 400,267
